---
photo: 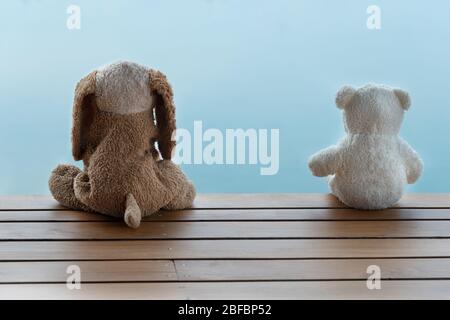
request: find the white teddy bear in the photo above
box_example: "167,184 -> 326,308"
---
308,84 -> 423,210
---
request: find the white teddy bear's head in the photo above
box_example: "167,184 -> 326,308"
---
335,84 -> 411,135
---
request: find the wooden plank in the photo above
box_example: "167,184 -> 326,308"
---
0,194 -> 339,210
0,194 -> 342,210
2,239 -> 450,261
2,194 -> 450,210
0,261 -> 176,283
0,210 -> 111,222
2,258 -> 450,283
2,221 -> 450,240
175,258 -> 450,281
2,281 -> 450,299
0,196 -> 64,210
3,208 -> 450,222
149,208 -> 450,221
194,193 -> 450,209
194,194 -> 343,208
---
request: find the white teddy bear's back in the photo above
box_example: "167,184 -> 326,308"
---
331,134 -> 407,210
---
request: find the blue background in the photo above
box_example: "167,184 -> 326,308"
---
1,0 -> 449,194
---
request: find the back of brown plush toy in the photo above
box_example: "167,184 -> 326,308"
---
49,61 -> 196,228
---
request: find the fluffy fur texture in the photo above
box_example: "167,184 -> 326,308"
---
49,61 -> 196,228
308,84 -> 423,210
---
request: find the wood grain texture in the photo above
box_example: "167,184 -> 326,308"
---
2,239 -> 450,261
2,193 -> 450,210
0,196 -> 64,210
2,281 -> 450,299
194,193 -> 450,209
2,221 -> 450,240
0,260 -> 176,283
3,208 -> 450,222
175,258 -> 450,281
2,258 -> 450,283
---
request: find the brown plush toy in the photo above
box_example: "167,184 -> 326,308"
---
49,61 -> 196,228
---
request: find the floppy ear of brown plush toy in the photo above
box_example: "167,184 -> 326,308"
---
49,61 -> 196,228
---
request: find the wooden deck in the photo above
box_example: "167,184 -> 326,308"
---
2,193 -> 450,299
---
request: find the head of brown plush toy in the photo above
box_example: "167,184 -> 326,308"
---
49,61 -> 196,228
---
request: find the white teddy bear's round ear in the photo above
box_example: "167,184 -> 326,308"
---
393,89 -> 411,110
335,85 -> 356,109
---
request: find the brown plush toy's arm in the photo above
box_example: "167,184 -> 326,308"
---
398,138 -> 423,184
308,145 -> 342,177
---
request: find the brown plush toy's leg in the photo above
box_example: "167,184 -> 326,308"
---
163,181 -> 196,210
156,160 -> 196,210
73,171 -> 92,205
48,164 -> 91,211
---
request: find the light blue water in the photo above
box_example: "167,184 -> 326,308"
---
0,0 -> 449,194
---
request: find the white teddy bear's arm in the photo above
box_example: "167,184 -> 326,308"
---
308,145 -> 342,177
398,138 -> 423,184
